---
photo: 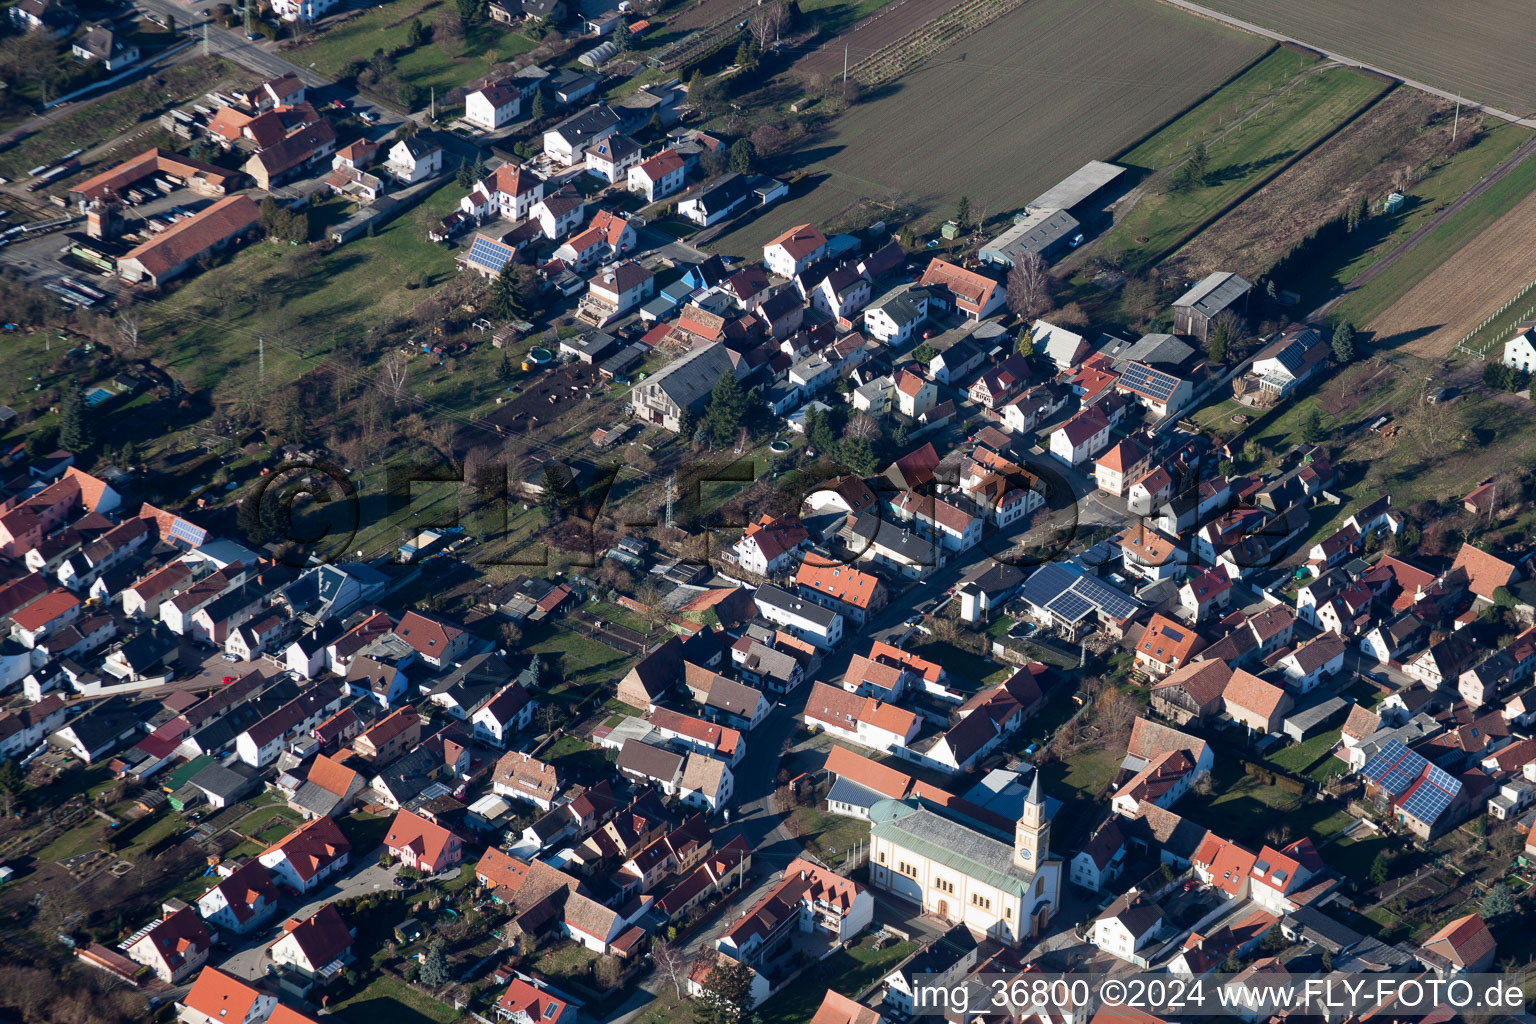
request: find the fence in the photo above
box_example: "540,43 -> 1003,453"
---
1454,279 -> 1536,358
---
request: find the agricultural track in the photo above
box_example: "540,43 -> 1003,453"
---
1309,134 -> 1536,322
655,0 -> 759,71
844,0 -> 1029,86
1366,186 -> 1536,358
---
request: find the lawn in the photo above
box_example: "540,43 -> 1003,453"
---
282,0 -> 537,105
1096,48 -> 1389,270
790,805 -> 870,867
907,640 -> 1010,688
1265,727 -> 1341,775
759,936 -> 916,1024
1189,0 -> 1536,115
1327,828 -> 1400,881
335,974 -> 459,1024
705,0 -> 1268,256
143,177 -> 463,397
1042,743 -> 1120,801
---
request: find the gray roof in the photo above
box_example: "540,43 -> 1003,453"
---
981,209 -> 1079,265
1283,695 -> 1348,732
1027,160 -> 1125,213
755,583 -> 839,630
702,675 -> 767,718
869,284 -> 927,326
189,762 -> 256,801
644,342 -> 738,409
688,172 -> 749,215
870,799 -> 1036,897
552,103 -> 620,142
1173,272 -> 1251,318
1107,332 -> 1196,373
616,737 -> 683,782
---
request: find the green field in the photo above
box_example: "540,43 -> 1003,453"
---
759,936 -> 916,1024
335,975 -> 459,1024
1189,0 -> 1536,116
145,178 -> 462,394
282,0 -> 537,105
705,0 -> 1268,256
1098,48 -> 1388,270
1328,150 -> 1536,328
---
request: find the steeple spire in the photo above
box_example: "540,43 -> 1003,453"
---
1026,770 -> 1042,807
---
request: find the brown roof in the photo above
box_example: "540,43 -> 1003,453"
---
1152,659 -> 1231,710
1341,703 -> 1380,742
494,751 -> 560,803
1423,913 -> 1496,968
920,257 -> 998,314
1136,613 -> 1203,669
1451,542 -> 1519,600
120,194 -> 259,278
766,223 -> 827,262
71,148 -> 234,202
810,990 -> 882,1024
395,610 -> 465,659
11,589 -> 79,632
306,753 -> 359,798
795,563 -> 882,610
1223,668 -> 1288,719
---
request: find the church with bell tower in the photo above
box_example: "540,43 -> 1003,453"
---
866,771 -> 1063,948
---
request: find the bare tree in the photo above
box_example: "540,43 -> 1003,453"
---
381,350 -> 410,404
1402,397 -> 1455,460
748,2 -> 786,49
843,412 -> 880,442
652,940 -> 691,998
1005,252 -> 1055,320
116,311 -> 141,355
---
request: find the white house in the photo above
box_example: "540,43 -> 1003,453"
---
763,224 -> 827,279
1049,406 -> 1111,466
257,816 -> 351,893
863,285 -> 928,346
585,134 -> 642,184
384,137 -> 443,184
678,172 -> 750,227
628,149 -> 687,202
1504,325 -> 1536,374
71,24 -> 140,69
543,104 -> 621,166
894,368 -> 937,419
267,904 -> 354,979
531,186 -> 586,240
465,78 -> 521,131
813,266 -> 872,323
196,862 -> 278,935
754,584 -> 844,650
1090,889 -> 1165,965
471,681 -> 536,747
271,0 -> 338,19
733,515 -> 809,576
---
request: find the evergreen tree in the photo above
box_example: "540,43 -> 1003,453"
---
1483,884 -> 1515,921
406,17 -> 427,47
727,138 -> 754,175
955,195 -> 971,228
487,263 -> 526,321
419,938 -> 450,988
806,407 -> 835,455
455,157 -> 477,189
1368,851 -> 1393,884
1299,406 -> 1326,444
840,436 -> 876,475
237,495 -> 267,545
1015,325 -> 1034,358
694,955 -> 755,1024
705,372 -> 746,447
1332,321 -> 1356,362
497,353 -> 513,384
57,386 -> 93,451
529,89 -> 547,121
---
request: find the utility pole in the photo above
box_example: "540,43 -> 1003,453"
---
1452,93 -> 1461,143
201,20 -> 209,56
665,473 -> 675,529
258,335 -> 266,400
430,87 -> 435,121
843,43 -> 848,84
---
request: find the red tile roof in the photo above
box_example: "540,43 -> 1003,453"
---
120,194 -> 260,279
1423,913 -> 1496,968
766,223 -> 826,262
1451,542 -> 1519,600
795,563 -> 883,610
182,967 -> 263,1023
10,589 -> 79,632
385,808 -> 459,867
261,815 -> 350,882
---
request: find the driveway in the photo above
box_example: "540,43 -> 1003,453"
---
216,847 -> 396,980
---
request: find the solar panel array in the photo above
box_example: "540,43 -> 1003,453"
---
467,235 -> 514,275
168,517 -> 207,549
1072,574 -> 1138,621
1119,362 -> 1180,402
1046,590 -> 1092,623
1401,763 -> 1460,825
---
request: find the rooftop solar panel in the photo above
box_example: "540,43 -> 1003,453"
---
1120,362 -> 1179,402
1046,591 -> 1092,623
468,235 -> 514,274
1072,574 -> 1138,621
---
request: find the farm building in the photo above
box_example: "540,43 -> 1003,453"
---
979,161 -> 1124,268
1171,272 -> 1251,342
116,195 -> 261,286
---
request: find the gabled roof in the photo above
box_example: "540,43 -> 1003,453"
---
384,808 -> 459,864
394,610 -> 465,659
182,967 -> 264,1023
261,815 -> 350,881
275,903 -> 353,967
1223,668 -> 1288,720
766,223 -> 827,261
1451,542 -> 1519,600
1422,913 -> 1495,969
